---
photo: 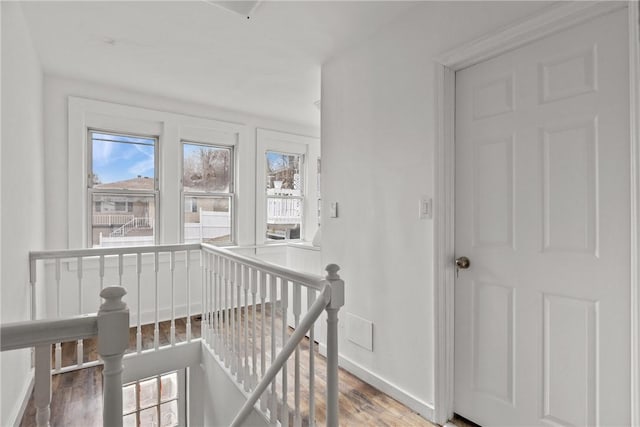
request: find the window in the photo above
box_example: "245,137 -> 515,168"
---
182,142 -> 234,244
88,130 -> 158,248
122,371 -> 183,427
256,129 -> 319,243
265,151 -> 303,240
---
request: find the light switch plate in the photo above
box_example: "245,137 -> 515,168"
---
330,202 -> 338,218
419,197 -> 432,219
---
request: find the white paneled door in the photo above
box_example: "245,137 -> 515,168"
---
454,9 -> 630,427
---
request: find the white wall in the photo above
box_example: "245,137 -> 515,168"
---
321,1 -> 554,417
43,75 -> 320,251
200,347 -> 269,427
1,2 -> 45,425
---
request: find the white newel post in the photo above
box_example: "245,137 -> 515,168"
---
34,344 -> 52,427
324,264 -> 344,427
97,286 -> 129,427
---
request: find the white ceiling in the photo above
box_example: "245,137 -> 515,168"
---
21,1 -> 419,127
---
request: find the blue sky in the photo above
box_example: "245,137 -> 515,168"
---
266,151 -> 298,173
183,143 -> 205,159
92,133 -> 155,184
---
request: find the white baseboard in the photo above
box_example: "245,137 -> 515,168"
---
8,368 -> 34,427
319,343 -> 435,422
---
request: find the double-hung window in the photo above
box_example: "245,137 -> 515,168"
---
265,151 -> 304,240
256,129 -> 319,243
182,142 -> 234,244
88,130 -> 158,248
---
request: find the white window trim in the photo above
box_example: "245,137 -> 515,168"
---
68,97 -> 243,248
87,129 -> 160,247
180,140 -> 237,245
256,129 -> 320,244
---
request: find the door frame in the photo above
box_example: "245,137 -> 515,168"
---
432,1 -> 640,425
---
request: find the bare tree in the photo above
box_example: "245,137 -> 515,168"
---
183,147 -> 230,191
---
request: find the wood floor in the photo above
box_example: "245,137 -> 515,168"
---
19,309 -> 437,427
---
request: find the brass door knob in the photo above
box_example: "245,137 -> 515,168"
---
455,256 -> 470,269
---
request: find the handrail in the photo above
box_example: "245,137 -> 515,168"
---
110,217 -> 153,237
26,243 -> 344,426
1,314 -> 98,352
3,287 -> 129,427
230,285 -> 331,427
201,243 -> 326,291
29,242 -> 201,260
110,216 -> 138,237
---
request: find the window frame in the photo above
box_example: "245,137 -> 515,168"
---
256,129 -> 319,244
122,369 -> 186,427
87,128 -> 160,248
180,140 -> 236,245
264,149 -> 305,241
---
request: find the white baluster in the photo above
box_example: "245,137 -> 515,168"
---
200,251 -> 206,340
259,270 -> 267,412
224,258 -> 230,366
77,257 -> 84,367
136,253 -> 142,353
186,250 -> 192,342
217,256 -> 223,352
307,288 -> 316,427
30,258 -> 37,322
170,251 -> 176,346
251,268 -> 258,389
243,265 -> 250,391
270,274 -> 277,423
236,262 -> 242,381
204,253 -> 210,346
118,254 -> 123,287
212,254 -> 218,350
99,255 -> 105,291
281,278 -> 289,427
208,253 -> 214,346
231,261 -> 237,374
154,252 -> 159,350
54,258 -> 62,372
293,283 -> 302,427
98,286 -> 129,427
324,265 -> 345,427
34,344 -> 51,427
29,258 -> 37,370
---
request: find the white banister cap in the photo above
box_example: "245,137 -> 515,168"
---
99,286 -> 127,312
325,264 -> 341,280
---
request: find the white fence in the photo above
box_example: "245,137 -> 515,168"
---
99,234 -> 155,247
267,198 -> 302,224
185,210 -> 230,243
92,214 -> 134,226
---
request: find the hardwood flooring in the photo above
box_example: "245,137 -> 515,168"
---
19,306 -> 436,427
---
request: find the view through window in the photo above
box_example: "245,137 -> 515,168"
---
122,371 -> 180,427
265,151 -> 303,240
89,131 -> 157,248
182,142 -> 234,244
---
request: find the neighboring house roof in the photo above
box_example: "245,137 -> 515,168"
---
95,177 -> 154,190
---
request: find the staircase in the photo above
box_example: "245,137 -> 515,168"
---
109,217 -> 153,237
16,243 -> 345,426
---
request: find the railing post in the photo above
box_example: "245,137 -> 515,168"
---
34,344 -> 51,427
97,286 -> 129,427
324,264 -> 344,427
